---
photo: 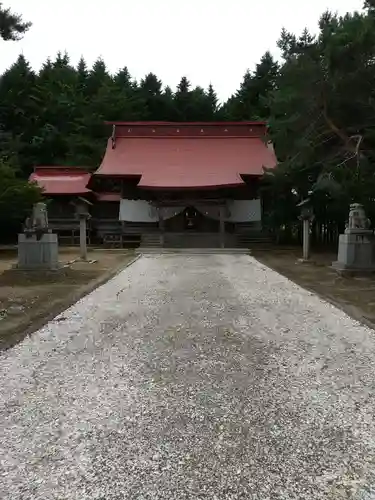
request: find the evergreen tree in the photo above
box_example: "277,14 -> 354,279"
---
364,0 -> 375,12
161,86 -> 178,121
225,52 -> 279,120
80,58 -> 115,163
174,77 -> 218,121
139,73 -> 163,119
0,55 -> 39,173
176,76 -> 190,94
174,76 -> 192,120
76,57 -> 89,94
86,58 -> 112,96
265,7 -> 375,234
32,52 -> 79,165
207,83 -> 218,116
0,7 -> 40,242
112,68 -> 143,121
114,66 -> 132,89
0,2 -> 31,40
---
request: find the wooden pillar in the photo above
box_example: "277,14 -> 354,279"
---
79,216 -> 88,260
158,207 -> 165,247
219,206 -> 225,248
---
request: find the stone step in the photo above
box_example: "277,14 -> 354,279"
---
141,234 -> 162,247
140,232 -> 272,249
237,233 -> 273,247
136,248 -> 249,255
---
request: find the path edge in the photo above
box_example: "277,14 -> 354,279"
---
1,254 -> 142,352
252,254 -> 375,332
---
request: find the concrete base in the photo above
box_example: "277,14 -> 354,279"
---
297,258 -> 315,264
17,233 -> 60,270
332,231 -> 375,275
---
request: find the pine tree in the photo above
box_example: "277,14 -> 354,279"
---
176,76 -> 191,94
32,53 -> 79,165
111,67 -> 144,121
0,3 -> 31,40
207,83 -> 218,117
0,5 -> 42,241
174,76 -> 192,120
114,66 -> 132,89
266,7 -> 375,234
86,58 -> 112,95
0,55 -> 39,173
225,52 -> 279,121
364,0 -> 375,12
139,73 -> 170,120
76,57 -> 89,94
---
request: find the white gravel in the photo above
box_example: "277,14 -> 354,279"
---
1,254 -> 375,499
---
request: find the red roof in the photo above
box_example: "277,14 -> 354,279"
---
95,122 -> 276,189
105,121 -> 267,126
30,167 -> 92,195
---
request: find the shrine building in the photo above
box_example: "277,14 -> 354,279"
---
30,121 -> 277,248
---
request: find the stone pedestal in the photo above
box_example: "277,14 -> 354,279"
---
332,230 -> 375,274
17,233 -> 59,270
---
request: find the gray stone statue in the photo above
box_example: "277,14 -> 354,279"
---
32,202 -> 49,229
333,202 -> 375,274
345,203 -> 371,233
18,201 -> 59,270
23,202 -> 49,240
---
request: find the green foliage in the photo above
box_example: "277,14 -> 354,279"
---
1,1 -> 374,244
0,60 -> 226,173
0,162 -> 42,228
223,52 -> 279,120
263,6 -> 375,235
0,2 -> 31,40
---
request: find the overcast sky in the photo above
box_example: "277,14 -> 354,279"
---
2,0 -> 365,101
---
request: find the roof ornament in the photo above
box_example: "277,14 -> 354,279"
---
111,124 -> 116,149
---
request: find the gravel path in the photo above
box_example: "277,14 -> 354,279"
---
1,254 -> 375,499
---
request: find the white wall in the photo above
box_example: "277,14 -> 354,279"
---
119,198 -> 262,223
227,199 -> 261,222
119,200 -> 157,222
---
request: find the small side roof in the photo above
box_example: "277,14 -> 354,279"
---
29,167 -> 93,195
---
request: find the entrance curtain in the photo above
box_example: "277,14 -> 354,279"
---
159,207 -> 185,219
119,199 -> 185,222
195,204 -> 229,221
119,199 -> 261,223
193,200 -> 261,222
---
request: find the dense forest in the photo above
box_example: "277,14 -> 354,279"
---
1,1 -> 375,242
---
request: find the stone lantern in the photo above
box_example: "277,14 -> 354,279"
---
297,196 -> 314,261
71,197 -> 92,260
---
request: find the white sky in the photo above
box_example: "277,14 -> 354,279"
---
1,0 -> 365,101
